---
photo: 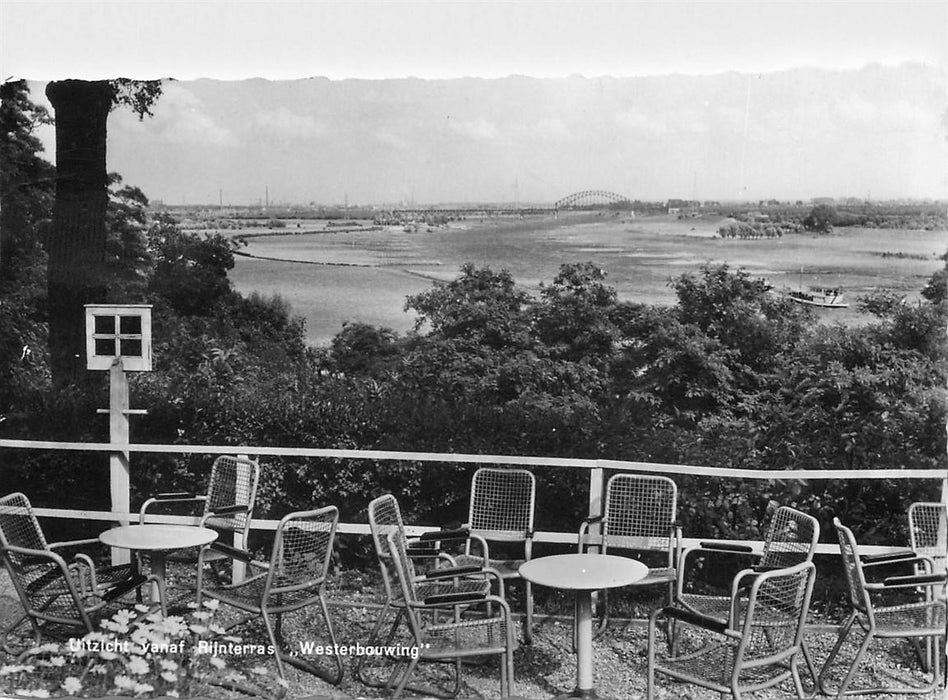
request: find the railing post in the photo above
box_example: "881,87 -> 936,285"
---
232,453 -> 250,584
587,466 -> 605,553
108,360 -> 131,565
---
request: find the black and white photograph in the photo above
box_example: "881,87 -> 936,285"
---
0,2 -> 945,698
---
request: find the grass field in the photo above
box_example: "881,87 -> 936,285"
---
228,213 -> 946,346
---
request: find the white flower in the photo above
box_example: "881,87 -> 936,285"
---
209,623 -> 226,635
160,671 -> 177,682
201,598 -> 220,610
189,624 -> 208,634
48,656 -> 66,667
209,656 -> 226,669
191,611 -> 212,621
126,656 -> 149,675
26,643 -> 59,655
113,609 -> 135,624
134,604 -> 151,613
133,682 -> 154,695
99,650 -> 118,660
113,675 -> 137,690
61,677 -> 83,694
14,689 -> 50,698
167,691 -> 180,698
90,664 -> 108,675
159,659 -> 178,671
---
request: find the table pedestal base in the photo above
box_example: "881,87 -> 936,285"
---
554,689 -> 615,700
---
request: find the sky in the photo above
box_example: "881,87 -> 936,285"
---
2,1 -> 946,204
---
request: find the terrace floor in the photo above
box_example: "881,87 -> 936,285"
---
1,567 -> 944,699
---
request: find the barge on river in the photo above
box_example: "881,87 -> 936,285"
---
786,286 -> 849,308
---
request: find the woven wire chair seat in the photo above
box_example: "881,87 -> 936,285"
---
870,599 -> 946,633
675,592 -> 736,620
422,614 -> 510,656
453,554 -> 523,577
654,640 -> 796,689
203,570 -> 329,611
415,578 -> 490,603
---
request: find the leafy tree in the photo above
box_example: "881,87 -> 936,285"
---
0,81 -> 55,413
803,203 -> 838,233
330,322 -> 402,377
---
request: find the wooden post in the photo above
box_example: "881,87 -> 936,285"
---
587,467 -> 605,552
232,453 -> 250,584
109,359 -> 130,565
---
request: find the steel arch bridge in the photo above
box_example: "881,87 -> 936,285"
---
554,190 -> 632,209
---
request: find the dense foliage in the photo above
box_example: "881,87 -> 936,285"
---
1,83 -> 945,565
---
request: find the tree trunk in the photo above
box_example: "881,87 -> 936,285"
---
45,80 -> 113,387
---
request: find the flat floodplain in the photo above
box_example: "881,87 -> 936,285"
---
228,213 -> 946,346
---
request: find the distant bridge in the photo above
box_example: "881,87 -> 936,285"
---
554,190 -> 632,210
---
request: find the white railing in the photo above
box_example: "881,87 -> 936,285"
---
2,438 -> 945,558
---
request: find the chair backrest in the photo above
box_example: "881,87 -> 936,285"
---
203,455 -> 260,538
368,494 -> 413,603
267,506 -> 338,596
760,506 -> 820,569
736,561 -> 816,669
909,502 -> 946,574
468,468 -> 536,543
601,474 -> 677,558
833,518 -> 872,618
0,492 -> 49,556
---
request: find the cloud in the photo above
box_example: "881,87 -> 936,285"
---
375,128 -> 410,150
254,107 -> 326,139
614,110 -> 668,135
834,97 -> 939,131
532,117 -> 572,139
448,118 -> 499,141
123,83 -> 237,146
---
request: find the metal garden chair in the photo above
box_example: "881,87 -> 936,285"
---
675,505 -> 819,623
196,506 -> 343,685
139,455 -> 260,588
648,560 -> 816,700
355,493 -> 504,693
577,473 -> 681,636
380,524 -> 515,698
817,517 -> 946,699
0,491 -> 166,654
451,467 -> 536,642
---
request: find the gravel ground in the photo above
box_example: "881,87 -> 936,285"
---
1,568 -> 944,699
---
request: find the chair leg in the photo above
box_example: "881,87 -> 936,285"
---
392,655 -> 422,699
817,611 -> 856,697
646,610 -> 658,700
524,579 -> 533,645
834,626 -> 874,700
260,609 -> 286,681
355,602 -> 402,688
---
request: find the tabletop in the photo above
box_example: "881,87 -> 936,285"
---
99,524 -> 218,552
519,553 -> 648,591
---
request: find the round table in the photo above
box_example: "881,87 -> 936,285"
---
520,553 -> 647,699
99,524 -> 218,601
